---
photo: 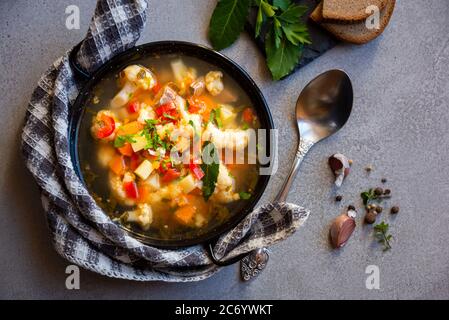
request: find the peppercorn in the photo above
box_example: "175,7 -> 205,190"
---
384,189 -> 391,195
335,195 -> 343,202
365,165 -> 373,172
365,211 -> 377,224
381,178 -> 387,183
348,205 -> 356,211
374,187 -> 383,196
391,206 -> 400,214
375,206 -> 383,213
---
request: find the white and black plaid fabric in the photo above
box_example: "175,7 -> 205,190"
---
21,0 -> 309,282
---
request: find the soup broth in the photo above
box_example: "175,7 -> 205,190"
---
78,54 -> 260,241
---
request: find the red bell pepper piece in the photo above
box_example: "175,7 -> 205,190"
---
189,163 -> 205,180
127,101 -> 140,114
162,168 -> 181,183
155,102 -> 178,123
158,161 -> 172,174
129,153 -> 141,171
123,181 -> 139,199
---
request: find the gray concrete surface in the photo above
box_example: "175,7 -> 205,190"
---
0,0 -> 448,300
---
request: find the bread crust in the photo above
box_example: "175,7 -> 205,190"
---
322,0 -> 389,22
311,0 -> 396,45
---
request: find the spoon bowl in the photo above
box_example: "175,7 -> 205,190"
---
296,70 -> 353,143
241,69 -> 353,281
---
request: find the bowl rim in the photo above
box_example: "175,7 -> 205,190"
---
69,40 -> 274,248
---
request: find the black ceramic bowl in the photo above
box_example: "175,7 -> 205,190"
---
69,41 -> 274,254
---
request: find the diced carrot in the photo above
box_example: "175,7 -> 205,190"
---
109,155 -> 126,176
117,121 -> 144,135
189,188 -> 203,196
196,95 -> 216,108
185,194 -> 208,213
174,205 -> 197,225
193,95 -> 216,122
152,82 -> 161,95
242,108 -> 254,124
137,184 -> 150,203
117,142 -> 134,156
173,194 -> 189,207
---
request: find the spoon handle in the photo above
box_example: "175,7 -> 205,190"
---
274,139 -> 314,203
240,139 -> 313,281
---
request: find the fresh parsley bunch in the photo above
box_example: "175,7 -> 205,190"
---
208,0 -> 311,80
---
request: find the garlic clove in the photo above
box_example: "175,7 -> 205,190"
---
330,213 -> 356,248
328,153 -> 351,187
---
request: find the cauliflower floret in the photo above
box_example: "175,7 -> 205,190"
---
124,203 -> 153,230
111,65 -> 156,108
146,184 -> 183,204
122,65 -> 156,90
108,172 -> 136,207
202,123 -> 250,151
137,105 -> 156,124
205,71 -> 224,96
210,163 -> 239,204
96,143 -> 116,168
155,122 -> 175,139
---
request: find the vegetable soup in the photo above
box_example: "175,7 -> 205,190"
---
78,54 -> 260,240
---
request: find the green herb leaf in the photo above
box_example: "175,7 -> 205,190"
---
188,120 -> 200,140
265,28 -> 303,80
209,108 -> 223,128
208,0 -> 251,50
201,142 -> 220,201
239,192 -> 252,200
163,112 -> 177,120
255,4 -> 264,38
282,22 -> 311,46
278,4 -> 308,24
374,221 -> 393,251
361,189 -> 377,206
273,0 -> 291,11
261,0 -> 276,17
273,17 -> 282,48
113,134 -> 136,148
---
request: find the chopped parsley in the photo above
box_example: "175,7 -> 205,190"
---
114,134 -> 136,148
209,108 -> 223,128
239,192 -> 252,200
189,120 -> 200,140
141,119 -> 169,151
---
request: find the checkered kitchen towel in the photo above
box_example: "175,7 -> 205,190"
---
21,0 -> 309,282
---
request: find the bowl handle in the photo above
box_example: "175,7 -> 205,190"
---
207,242 -> 250,267
69,42 -> 92,80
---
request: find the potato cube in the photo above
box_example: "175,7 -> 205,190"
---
178,174 -> 196,194
131,134 -> 147,152
219,104 -> 237,126
134,160 -> 153,180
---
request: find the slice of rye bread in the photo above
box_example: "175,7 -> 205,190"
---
322,0 -> 388,22
310,0 -> 396,45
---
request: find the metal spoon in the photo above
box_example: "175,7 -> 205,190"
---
241,70 -> 353,281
